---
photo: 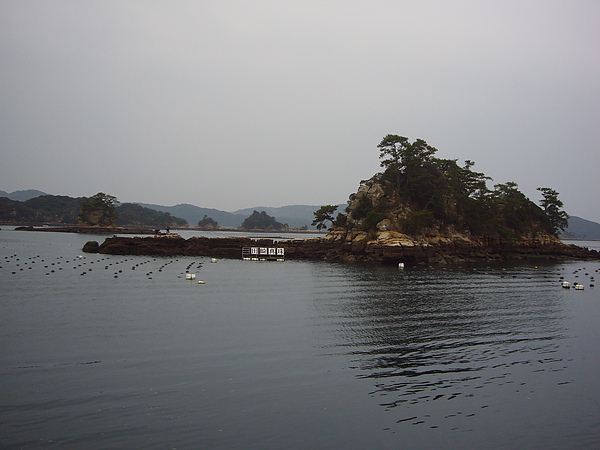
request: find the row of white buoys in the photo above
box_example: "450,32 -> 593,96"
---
181,258 -> 211,284
189,258 -> 215,283
3,251 -> 213,283
561,280 -> 585,290
559,266 -> 600,290
16,255 -> 109,275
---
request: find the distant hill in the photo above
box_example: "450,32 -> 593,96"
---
115,203 -> 188,228
0,195 -> 81,224
561,216 -> 600,240
234,204 -> 326,219
4,188 -> 599,237
136,203 -> 339,229
0,195 -> 187,227
136,203 -> 247,228
233,204 -> 346,229
0,189 -> 48,201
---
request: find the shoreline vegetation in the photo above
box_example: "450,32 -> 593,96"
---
11,134 -> 600,264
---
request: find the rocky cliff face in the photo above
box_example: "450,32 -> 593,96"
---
343,179 -> 443,236
339,178 -> 561,244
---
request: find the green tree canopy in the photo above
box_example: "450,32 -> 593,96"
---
312,205 -> 339,230
353,133 -> 570,238
241,210 -> 286,230
197,215 -> 219,229
537,187 -> 569,234
115,203 -> 187,227
378,134 -> 438,191
78,192 -> 118,227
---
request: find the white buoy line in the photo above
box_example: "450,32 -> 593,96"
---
3,252 -> 218,285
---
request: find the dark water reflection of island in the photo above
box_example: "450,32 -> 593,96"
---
1,229 -> 599,448
309,261 -> 600,447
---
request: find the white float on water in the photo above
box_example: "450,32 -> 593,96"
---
197,280 -> 205,284
574,283 -> 585,290
398,262 -> 405,269
561,280 -> 571,288
211,258 -> 218,263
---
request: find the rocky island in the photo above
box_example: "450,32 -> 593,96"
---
84,135 -> 600,265
85,231 -> 598,265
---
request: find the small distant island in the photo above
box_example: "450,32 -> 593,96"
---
82,134 -> 599,264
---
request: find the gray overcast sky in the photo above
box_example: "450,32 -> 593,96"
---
2,1 -> 599,220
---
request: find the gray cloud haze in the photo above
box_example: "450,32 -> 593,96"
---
2,1 -> 599,220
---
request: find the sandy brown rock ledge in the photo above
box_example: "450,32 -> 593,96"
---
85,232 -> 600,265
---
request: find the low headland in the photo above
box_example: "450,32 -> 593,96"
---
15,225 -> 156,235
83,231 -> 598,265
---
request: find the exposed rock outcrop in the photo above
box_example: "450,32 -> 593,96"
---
86,233 -> 599,265
82,240 -> 99,253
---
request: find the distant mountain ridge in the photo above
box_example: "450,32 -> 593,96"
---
0,194 -> 187,228
233,205 -> 328,220
136,203 -> 247,228
232,204 -> 346,228
0,189 -> 49,202
136,203 -> 341,228
561,216 -> 600,240
2,189 -> 598,236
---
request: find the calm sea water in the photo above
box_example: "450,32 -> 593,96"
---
1,229 -> 599,449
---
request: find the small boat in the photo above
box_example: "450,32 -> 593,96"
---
574,283 -> 585,290
561,280 -> 571,288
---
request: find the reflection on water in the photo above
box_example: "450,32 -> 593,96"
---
309,262 -> 600,446
1,229 -> 599,448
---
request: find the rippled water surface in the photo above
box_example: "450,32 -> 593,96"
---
1,230 -> 599,448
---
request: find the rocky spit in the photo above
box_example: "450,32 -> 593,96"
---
84,229 -> 600,265
16,225 -> 155,234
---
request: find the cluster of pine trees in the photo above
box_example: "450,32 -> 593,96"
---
314,135 -> 568,238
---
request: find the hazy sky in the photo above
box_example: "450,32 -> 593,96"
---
2,1 -> 599,220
